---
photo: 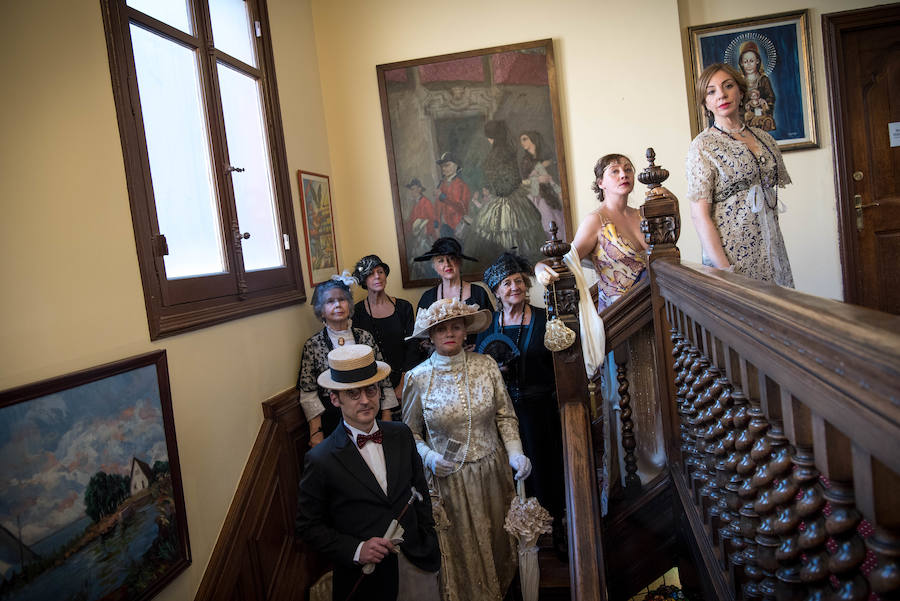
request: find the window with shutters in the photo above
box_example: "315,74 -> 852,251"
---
101,0 -> 305,339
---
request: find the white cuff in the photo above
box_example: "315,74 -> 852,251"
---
504,440 -> 524,458
353,541 -> 363,564
299,389 -> 325,421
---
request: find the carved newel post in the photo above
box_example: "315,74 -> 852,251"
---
542,221 -> 607,601
638,148 -> 684,464
638,148 -> 681,261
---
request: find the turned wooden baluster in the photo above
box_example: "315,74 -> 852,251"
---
614,344 -> 640,493
814,419 -> 869,600
695,361 -> 726,519
685,353 -> 713,493
704,369 -> 735,541
725,360 -> 754,592
857,456 -> 900,600
713,346 -> 741,568
679,347 -> 703,476
736,365 -> 770,600
751,377 -> 794,601
671,331 -> 690,466
774,393 -> 817,601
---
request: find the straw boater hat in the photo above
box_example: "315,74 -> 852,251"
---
317,344 -> 391,390
407,298 -> 492,340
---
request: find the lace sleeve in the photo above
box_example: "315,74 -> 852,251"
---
761,130 -> 792,187
686,135 -> 716,203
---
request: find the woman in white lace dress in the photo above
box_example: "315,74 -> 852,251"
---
403,298 -> 532,601
686,62 -> 793,287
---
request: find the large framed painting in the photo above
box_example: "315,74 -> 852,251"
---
0,351 -> 190,601
688,9 -> 818,151
377,38 -> 573,287
298,170 -> 339,286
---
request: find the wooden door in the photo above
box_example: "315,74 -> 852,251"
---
824,4 -> 900,314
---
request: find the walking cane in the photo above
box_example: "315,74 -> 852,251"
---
344,487 -> 424,601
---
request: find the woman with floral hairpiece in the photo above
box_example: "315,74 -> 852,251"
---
296,276 -> 399,447
687,62 -> 793,286
403,298 -> 532,601
352,254 -> 416,402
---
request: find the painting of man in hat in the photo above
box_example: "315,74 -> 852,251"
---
434,152 -> 471,239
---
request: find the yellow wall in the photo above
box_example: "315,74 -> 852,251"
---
679,0 -> 883,300
313,0 -> 881,304
0,0 -> 882,599
0,1 -> 327,600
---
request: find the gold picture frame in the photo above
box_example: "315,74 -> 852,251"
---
688,9 -> 818,151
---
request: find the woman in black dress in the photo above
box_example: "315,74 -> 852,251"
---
352,254 -> 416,402
477,251 -> 567,557
414,237 -> 493,352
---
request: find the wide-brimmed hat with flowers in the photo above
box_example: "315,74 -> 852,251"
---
406,298 -> 492,340
317,344 -> 391,390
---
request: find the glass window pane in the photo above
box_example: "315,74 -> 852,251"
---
126,0 -> 192,34
209,0 -> 257,67
217,63 -> 283,272
131,24 -> 226,279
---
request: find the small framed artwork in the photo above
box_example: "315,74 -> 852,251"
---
377,39 -> 573,288
688,9 -> 818,151
0,350 -> 190,601
297,170 -> 339,286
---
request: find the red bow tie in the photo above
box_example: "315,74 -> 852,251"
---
346,427 -> 383,448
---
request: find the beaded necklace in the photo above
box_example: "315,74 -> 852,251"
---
421,351 -> 472,475
439,280 -> 464,302
498,304 -> 530,402
713,124 -> 780,210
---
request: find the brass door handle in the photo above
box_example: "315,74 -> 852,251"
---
854,195 -> 880,210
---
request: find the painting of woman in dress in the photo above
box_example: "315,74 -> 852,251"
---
519,130 -> 566,241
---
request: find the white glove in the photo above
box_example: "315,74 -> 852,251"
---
535,263 -> 559,287
424,450 -> 455,477
509,454 -> 532,481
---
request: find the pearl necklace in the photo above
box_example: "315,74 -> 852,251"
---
715,122 -> 746,135
422,352 -> 472,475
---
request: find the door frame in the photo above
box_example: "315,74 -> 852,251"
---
822,3 -> 900,304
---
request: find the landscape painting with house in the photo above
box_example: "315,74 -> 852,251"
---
0,360 -> 188,601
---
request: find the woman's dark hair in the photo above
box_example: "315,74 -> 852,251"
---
482,120 -> 520,197
311,280 -> 354,321
591,154 -> 633,201
519,130 -> 562,211
695,62 -> 747,124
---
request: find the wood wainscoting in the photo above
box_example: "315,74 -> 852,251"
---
194,389 -> 328,601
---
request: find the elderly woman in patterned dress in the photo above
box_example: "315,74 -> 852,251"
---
296,277 -> 399,446
686,62 -> 793,286
403,298 -> 532,601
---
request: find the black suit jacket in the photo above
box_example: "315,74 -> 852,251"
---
296,420 -> 440,601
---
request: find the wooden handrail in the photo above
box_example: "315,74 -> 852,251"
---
654,260 -> 900,472
599,278 -> 652,358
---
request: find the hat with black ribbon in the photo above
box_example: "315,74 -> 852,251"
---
317,344 -> 391,390
413,236 -> 478,262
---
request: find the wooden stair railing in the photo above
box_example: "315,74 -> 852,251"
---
194,390 -> 328,601
634,151 -> 900,600
543,226 -> 608,601
651,259 -> 900,601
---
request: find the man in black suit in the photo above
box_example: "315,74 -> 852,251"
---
296,344 -> 441,601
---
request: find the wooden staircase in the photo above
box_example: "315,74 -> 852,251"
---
193,149 -> 900,600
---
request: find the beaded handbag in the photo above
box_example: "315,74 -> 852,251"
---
544,281 -> 576,352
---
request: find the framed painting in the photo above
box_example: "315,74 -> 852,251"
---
297,170 -> 339,286
688,9 -> 818,151
377,38 -> 573,288
0,350 -> 190,601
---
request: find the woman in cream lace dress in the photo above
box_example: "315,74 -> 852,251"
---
403,298 -> 532,601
